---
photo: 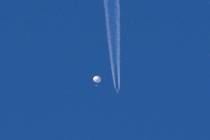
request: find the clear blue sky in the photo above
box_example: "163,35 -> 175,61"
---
0,0 -> 208,140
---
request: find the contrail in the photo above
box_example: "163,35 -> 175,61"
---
103,0 -> 121,93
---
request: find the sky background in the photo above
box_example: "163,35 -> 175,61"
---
0,0 -> 209,140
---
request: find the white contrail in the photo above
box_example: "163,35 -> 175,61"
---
103,0 -> 120,93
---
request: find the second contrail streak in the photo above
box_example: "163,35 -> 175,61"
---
104,0 -> 121,93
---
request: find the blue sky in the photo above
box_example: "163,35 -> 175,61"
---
0,0 -> 209,140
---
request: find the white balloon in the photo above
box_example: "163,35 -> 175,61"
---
93,75 -> 102,84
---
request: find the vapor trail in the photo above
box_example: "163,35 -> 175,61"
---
104,0 -> 120,93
